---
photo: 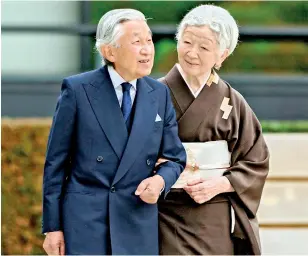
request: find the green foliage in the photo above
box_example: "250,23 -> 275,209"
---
90,1 -> 308,74
152,40 -> 308,74
220,1 -> 308,25
276,2 -> 308,24
2,123 -> 48,255
91,1 -> 308,25
91,1 -> 201,25
154,39 -> 177,73
261,121 -> 308,133
222,42 -> 308,74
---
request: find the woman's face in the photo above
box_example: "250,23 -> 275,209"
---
177,25 -> 222,77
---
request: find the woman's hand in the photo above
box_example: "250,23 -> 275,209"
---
155,148 -> 200,171
183,176 -> 234,204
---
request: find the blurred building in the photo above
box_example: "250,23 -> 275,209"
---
2,1 -> 308,119
1,1 -> 308,254
2,1 -> 81,117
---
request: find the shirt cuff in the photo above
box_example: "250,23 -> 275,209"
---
160,184 -> 165,195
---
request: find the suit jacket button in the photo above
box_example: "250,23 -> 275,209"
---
146,159 -> 151,166
97,156 -> 103,162
111,186 -> 116,193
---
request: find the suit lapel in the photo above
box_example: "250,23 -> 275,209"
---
83,66 -> 128,160
112,78 -> 158,185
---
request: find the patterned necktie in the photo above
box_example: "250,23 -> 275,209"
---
121,82 -> 132,126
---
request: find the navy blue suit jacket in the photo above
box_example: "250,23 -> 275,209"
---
42,66 -> 186,255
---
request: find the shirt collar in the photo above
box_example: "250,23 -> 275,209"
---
107,65 -> 137,90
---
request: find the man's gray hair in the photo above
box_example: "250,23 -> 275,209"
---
95,9 -> 146,66
176,5 -> 239,55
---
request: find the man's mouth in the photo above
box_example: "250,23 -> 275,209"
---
139,59 -> 150,63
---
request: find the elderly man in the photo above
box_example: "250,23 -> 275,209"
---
42,9 -> 186,255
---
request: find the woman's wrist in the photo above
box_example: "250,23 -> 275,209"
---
220,176 -> 235,193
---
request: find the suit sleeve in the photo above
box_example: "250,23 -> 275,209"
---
42,79 -> 76,233
156,87 -> 186,197
224,96 -> 269,217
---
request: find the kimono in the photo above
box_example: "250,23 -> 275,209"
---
158,65 -> 269,255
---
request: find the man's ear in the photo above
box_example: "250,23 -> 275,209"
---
101,45 -> 116,63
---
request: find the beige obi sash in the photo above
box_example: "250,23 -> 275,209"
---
172,140 -> 231,188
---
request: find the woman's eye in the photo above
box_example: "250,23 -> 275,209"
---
184,41 -> 191,44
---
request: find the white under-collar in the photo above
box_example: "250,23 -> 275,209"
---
176,63 -> 211,98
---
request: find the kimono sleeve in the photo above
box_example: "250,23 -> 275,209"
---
224,95 -> 269,217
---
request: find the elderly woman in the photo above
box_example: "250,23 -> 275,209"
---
157,4 -> 269,255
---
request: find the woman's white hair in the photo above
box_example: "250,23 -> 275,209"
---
176,4 -> 239,55
95,9 -> 146,66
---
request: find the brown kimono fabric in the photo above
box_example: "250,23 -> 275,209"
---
158,65 -> 269,255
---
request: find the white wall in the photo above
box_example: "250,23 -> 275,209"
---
259,134 -> 308,254
2,1 -> 81,77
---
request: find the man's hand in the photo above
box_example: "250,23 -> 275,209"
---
43,231 -> 65,255
135,175 -> 165,204
184,176 -> 234,204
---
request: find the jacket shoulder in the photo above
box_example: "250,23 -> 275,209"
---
64,68 -> 103,88
143,76 -> 168,92
144,76 -> 168,93
157,77 -> 167,85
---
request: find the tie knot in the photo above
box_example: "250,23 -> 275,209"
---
121,82 -> 132,92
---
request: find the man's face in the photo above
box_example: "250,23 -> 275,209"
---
177,25 -> 219,77
110,20 -> 155,81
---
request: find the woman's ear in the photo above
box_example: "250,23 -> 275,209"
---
215,49 -> 230,69
101,45 -> 116,63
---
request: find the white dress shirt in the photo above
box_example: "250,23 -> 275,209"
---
107,65 -> 137,106
176,63 -> 210,98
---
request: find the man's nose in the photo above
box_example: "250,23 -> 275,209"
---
140,43 -> 153,55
